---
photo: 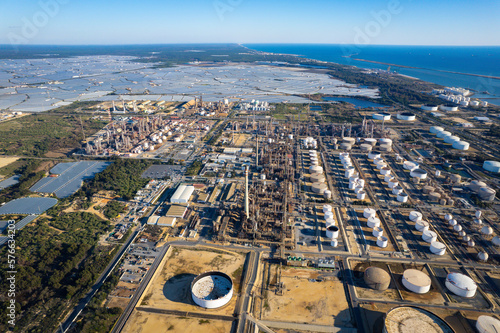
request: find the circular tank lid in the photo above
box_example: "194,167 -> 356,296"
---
384,306 -> 455,333
446,272 -> 477,291
476,315 -> 500,333
403,269 -> 431,287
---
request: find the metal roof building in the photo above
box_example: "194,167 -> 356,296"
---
170,185 -> 195,204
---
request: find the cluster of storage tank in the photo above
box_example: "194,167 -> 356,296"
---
409,211 -> 446,255
309,150 -> 331,199
339,137 -> 355,151
302,137 -> 318,149
323,205 -> 339,247
468,180 -> 497,202
363,208 -> 388,248
373,155 -> 407,203
429,126 -> 469,150
340,153 -> 366,200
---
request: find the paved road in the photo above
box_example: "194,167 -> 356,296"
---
236,251 -> 260,333
58,227 -> 142,333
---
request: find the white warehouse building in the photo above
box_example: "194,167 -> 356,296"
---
170,185 -> 195,204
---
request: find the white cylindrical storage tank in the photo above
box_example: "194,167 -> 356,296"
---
453,224 -> 462,232
364,138 -> 377,147
311,182 -> 328,194
469,180 -> 487,193
409,211 -> 423,222
492,236 -> 500,247
377,236 -> 388,248
367,217 -> 381,228
373,157 -> 384,165
483,161 -> 500,173
475,210 -> 482,219
323,205 -> 332,213
380,167 -> 391,176
357,191 -> 366,200
384,174 -> 393,183
360,143 -> 373,152
403,161 -> 419,171
410,169 -> 428,180
445,272 -> 477,297
372,227 -> 384,237
444,135 -> 460,144
422,230 -> 438,243
444,214 -> 453,221
479,187 -> 496,202
422,105 -> 440,111
379,138 -> 393,146
323,190 -> 332,199
339,143 -> 352,150
326,225 -> 339,239
392,186 -> 403,195
363,208 -> 376,219
437,131 -> 452,139
440,105 -> 459,112
388,180 -> 399,189
354,186 -> 364,194
310,165 -> 324,174
435,170 -> 442,177
330,239 -> 338,247
462,235 -> 470,242
358,179 -> 365,188
397,112 -> 416,121
452,141 -> 470,150
376,162 -> 387,170
342,137 -> 355,145
324,211 -> 334,220
481,226 -> 494,236
349,176 -> 359,184
348,182 -> 356,190
368,151 -> 381,160
478,252 -> 489,262
397,193 -> 409,203
415,220 -> 430,232
430,126 -> 444,134
476,315 -> 500,333
345,169 -> 355,178
191,271 -> 234,309
430,241 -> 446,255
325,218 -> 335,227
402,269 -> 431,294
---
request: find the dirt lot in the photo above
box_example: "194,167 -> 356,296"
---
122,310 -> 233,333
0,157 -> 19,169
259,266 -> 351,327
138,247 -> 246,316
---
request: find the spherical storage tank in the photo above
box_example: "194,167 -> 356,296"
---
364,267 -> 391,290
383,306 -> 455,333
483,161 -> 500,173
476,315 -> 500,333
191,271 -> 233,308
402,269 -> 431,294
481,226 -> 494,236
397,112 -> 416,121
445,272 -> 477,297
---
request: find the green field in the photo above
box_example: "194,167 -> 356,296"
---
0,112 -> 104,157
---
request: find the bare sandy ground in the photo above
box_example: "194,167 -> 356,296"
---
0,157 -> 19,169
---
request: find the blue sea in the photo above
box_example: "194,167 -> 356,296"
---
245,44 -> 500,105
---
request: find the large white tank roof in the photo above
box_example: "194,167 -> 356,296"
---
483,161 -> 500,173
402,269 -> 431,294
409,211 -> 423,222
430,241 -> 446,255
384,306 -> 455,333
452,141 -> 470,150
445,272 -> 477,297
476,315 -> 500,333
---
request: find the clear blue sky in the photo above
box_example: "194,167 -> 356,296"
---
1,0 -> 499,45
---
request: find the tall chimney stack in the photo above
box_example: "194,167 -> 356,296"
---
244,165 -> 250,219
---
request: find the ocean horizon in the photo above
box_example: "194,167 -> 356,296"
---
245,44 -> 500,105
